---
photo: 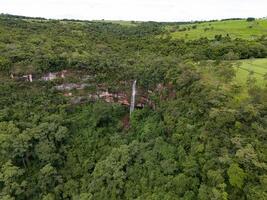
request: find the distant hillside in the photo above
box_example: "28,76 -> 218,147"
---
167,19 -> 267,40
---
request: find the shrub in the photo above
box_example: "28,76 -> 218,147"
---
247,17 -> 255,22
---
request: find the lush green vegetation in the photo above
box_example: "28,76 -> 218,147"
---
168,19 -> 267,40
234,58 -> 267,86
0,14 -> 266,200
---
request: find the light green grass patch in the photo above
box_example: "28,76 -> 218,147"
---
234,58 -> 267,86
169,19 -> 267,40
198,59 -> 267,102
93,20 -> 138,26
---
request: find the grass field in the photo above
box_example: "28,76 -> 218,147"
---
199,59 -> 267,101
234,58 -> 267,86
169,19 -> 267,40
93,20 -> 138,26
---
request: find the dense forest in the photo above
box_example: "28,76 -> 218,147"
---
0,14 -> 266,200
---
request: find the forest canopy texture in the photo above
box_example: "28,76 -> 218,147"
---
0,15 -> 266,200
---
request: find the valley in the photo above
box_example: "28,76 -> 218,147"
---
0,14 -> 266,200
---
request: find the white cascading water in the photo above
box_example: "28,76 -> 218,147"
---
29,74 -> 33,82
130,80 -> 137,115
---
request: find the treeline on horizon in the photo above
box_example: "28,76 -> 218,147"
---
0,14 -> 266,200
0,13 -> 264,24
1,14 -> 267,76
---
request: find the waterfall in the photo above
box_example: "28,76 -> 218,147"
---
28,74 -> 33,82
130,80 -> 137,115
